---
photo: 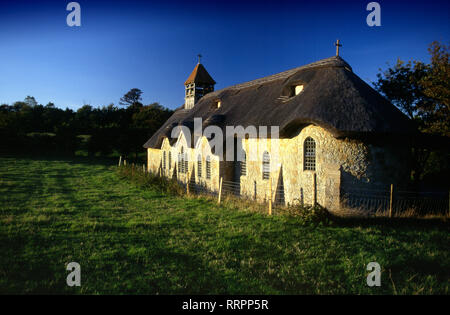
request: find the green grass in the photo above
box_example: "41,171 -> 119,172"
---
0,156 -> 448,294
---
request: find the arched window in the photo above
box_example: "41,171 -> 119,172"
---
206,156 -> 211,179
197,155 -> 202,178
262,151 -> 270,180
240,150 -> 247,176
179,147 -> 185,173
304,137 -> 316,171
163,151 -> 167,170
184,155 -> 188,174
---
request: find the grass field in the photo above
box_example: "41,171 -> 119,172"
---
0,156 -> 448,294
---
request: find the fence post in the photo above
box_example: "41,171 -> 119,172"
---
143,164 -> 145,173
118,156 -> 122,167
124,160 -> 127,167
389,184 -> 394,218
268,176 -> 272,216
218,177 -> 223,204
312,173 -> 317,207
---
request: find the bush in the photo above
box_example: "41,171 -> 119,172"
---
117,165 -> 184,196
283,204 -> 333,225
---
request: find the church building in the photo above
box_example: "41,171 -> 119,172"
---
143,49 -> 415,211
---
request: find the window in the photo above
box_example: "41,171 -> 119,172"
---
197,155 -> 202,178
240,150 -> 247,176
163,151 -> 166,170
294,84 -> 304,95
206,156 -> 211,179
212,99 -> 221,110
262,151 -> 270,180
304,137 -> 316,171
179,147 -> 186,173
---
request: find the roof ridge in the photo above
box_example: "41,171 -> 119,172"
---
210,56 -> 350,95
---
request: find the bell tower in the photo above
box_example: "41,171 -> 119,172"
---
184,54 -> 216,109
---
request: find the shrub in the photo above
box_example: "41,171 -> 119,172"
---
281,204 -> 333,225
117,165 -> 184,196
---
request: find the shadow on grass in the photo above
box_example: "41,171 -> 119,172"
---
329,214 -> 449,231
0,152 -> 118,168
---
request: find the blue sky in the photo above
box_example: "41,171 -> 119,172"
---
0,0 -> 448,110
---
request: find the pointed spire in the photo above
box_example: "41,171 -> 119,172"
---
184,61 -> 216,85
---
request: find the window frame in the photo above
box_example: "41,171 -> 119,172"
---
240,150 -> 247,177
206,156 -> 211,180
303,137 -> 316,171
262,151 -> 270,180
197,155 -> 202,178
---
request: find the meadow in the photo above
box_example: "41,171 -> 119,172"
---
0,156 -> 448,294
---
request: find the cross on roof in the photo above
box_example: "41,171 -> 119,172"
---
197,54 -> 202,64
335,40 -> 342,57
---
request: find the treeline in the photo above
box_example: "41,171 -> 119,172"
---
374,41 -> 449,187
0,89 -> 173,158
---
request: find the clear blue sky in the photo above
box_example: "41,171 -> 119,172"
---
0,0 -> 448,110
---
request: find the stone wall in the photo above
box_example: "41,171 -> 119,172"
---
147,124 -> 411,212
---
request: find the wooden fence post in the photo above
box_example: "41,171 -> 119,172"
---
389,184 -> 394,218
312,173 -> 317,207
218,177 -> 223,204
124,160 -> 127,166
118,156 -> 122,167
268,176 -> 272,216
143,164 -> 145,173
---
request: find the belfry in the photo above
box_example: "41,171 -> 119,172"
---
184,54 -> 216,109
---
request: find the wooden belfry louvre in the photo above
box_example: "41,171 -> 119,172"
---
304,137 -> 316,171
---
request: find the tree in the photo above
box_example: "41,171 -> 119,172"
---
119,88 -> 143,107
374,41 -> 450,184
24,96 -> 38,107
374,41 -> 449,137
418,41 -> 450,136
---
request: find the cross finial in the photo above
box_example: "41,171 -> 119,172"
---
197,54 -> 202,64
335,39 -> 342,57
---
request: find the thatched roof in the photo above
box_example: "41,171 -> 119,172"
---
144,56 -> 416,149
184,63 -> 216,85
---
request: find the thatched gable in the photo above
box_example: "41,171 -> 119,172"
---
144,56 -> 415,149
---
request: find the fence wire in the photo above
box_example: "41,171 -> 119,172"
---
135,164 -> 449,216
342,188 -> 448,215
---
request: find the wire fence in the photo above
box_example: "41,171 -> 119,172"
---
185,178 -> 449,216
342,187 -> 449,216
119,159 -> 449,217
